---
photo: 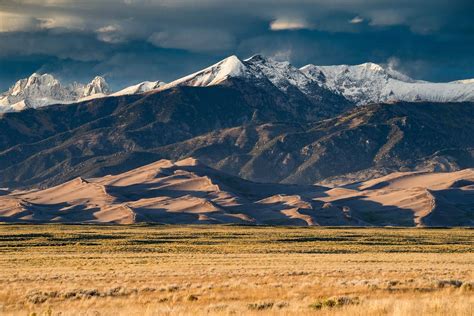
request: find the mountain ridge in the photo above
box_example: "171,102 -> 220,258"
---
0,92 -> 473,190
3,55 -> 473,113
0,73 -> 112,112
301,62 -> 474,104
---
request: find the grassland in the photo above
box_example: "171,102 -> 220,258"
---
0,225 -> 472,315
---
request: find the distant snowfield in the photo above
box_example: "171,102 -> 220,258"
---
2,55 -> 474,113
0,73 -> 111,113
301,63 -> 474,105
111,81 -> 166,97
0,74 -> 165,113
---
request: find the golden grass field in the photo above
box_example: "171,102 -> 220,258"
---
0,225 -> 472,315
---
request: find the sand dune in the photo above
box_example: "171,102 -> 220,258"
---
357,169 -> 474,191
0,159 -> 472,226
323,169 -> 474,226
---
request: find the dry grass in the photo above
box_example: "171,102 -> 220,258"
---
0,225 -> 472,315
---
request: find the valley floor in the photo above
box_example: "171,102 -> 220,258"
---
0,225 -> 472,315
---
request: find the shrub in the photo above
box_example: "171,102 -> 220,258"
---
248,302 -> 274,310
167,285 -> 180,292
460,282 -> 473,292
187,294 -> 199,301
309,296 -> 359,310
436,280 -> 463,288
275,302 -> 289,309
25,291 -> 57,304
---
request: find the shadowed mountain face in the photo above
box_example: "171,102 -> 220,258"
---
0,76 -> 352,189
237,102 -> 474,185
0,85 -> 473,189
0,158 -> 472,226
147,102 -> 474,185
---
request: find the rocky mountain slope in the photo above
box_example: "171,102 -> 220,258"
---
0,74 -> 351,189
1,158 -> 472,226
301,62 -> 474,105
160,55 -> 352,117
0,87 -> 473,190
141,102 -> 474,185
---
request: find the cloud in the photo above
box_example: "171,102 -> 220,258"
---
0,0 -> 474,89
96,25 -> 125,43
0,12 -> 40,32
349,16 -> 364,24
269,48 -> 293,61
148,29 -> 235,52
1,1 -> 471,35
270,19 -> 309,31
0,31 -> 110,61
0,11 -> 85,33
368,10 -> 406,27
39,15 -> 84,30
386,56 -> 401,70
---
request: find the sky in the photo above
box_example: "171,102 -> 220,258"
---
0,0 -> 473,91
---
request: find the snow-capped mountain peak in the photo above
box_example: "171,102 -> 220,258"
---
0,72 -> 171,113
244,55 -> 314,93
301,62 -> 474,105
156,54 -> 352,117
2,55 -> 474,113
82,76 -> 110,97
160,54 -> 323,97
362,62 -> 383,71
0,73 -> 112,112
10,73 -> 61,97
160,55 -> 249,90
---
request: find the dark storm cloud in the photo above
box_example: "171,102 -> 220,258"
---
0,0 -> 473,90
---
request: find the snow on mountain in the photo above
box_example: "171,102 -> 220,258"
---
157,54 -> 353,120
160,55 -> 474,106
0,73 -> 110,113
0,72 -> 169,113
3,57 -> 473,113
112,81 -> 166,96
159,55 -> 250,90
160,54 -> 325,97
301,63 -> 474,105
452,78 -> 474,84
243,54 -> 316,94
82,76 -> 110,97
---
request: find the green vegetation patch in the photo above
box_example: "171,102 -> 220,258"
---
0,225 -> 471,254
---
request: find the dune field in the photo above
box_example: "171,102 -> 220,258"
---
0,158 -> 473,227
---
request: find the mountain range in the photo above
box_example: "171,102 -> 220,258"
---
0,55 -> 473,226
0,74 -> 110,112
0,74 -> 165,113
302,62 -> 474,105
2,55 -> 474,114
